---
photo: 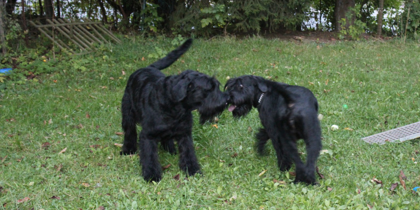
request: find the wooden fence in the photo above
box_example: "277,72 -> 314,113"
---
30,19 -> 121,54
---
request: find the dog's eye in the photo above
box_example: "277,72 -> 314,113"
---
188,84 -> 192,89
239,84 -> 243,88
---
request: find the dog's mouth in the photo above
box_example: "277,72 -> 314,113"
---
228,105 -> 237,112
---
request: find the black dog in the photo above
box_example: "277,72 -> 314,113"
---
121,39 -> 228,182
224,76 -> 322,185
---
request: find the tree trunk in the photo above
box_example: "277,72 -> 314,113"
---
98,0 -> 107,24
44,0 -> 54,19
57,0 -> 60,18
0,0 -> 6,56
38,0 -> 43,17
5,0 -> 17,15
377,0 -> 384,36
21,0 -> 28,46
334,0 -> 355,31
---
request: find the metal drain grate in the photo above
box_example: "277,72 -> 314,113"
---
362,121 -> 420,144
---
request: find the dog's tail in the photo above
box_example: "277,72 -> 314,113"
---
148,38 -> 193,70
264,79 -> 295,105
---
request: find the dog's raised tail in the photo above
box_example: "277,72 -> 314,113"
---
148,38 -> 193,70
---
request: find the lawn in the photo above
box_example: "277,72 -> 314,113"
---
1,36 -> 420,209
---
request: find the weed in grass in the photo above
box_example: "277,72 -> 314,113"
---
0,37 -> 420,209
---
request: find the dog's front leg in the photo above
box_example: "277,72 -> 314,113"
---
177,135 -> 201,176
139,132 -> 162,182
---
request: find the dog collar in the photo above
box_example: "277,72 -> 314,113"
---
258,93 -> 265,104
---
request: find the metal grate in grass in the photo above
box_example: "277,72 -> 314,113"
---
362,121 -> 420,144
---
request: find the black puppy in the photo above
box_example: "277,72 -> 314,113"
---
224,76 -> 322,185
121,39 -> 228,182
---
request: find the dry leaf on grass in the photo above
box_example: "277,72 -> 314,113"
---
390,183 -> 398,191
58,147 -> 67,154
114,143 -> 123,147
316,166 -> 324,179
162,164 -> 171,171
258,170 -> 267,177
371,177 -> 383,187
82,183 -> 90,187
273,179 -> 286,185
399,170 -> 407,190
173,174 -> 180,180
115,132 -> 124,135
42,142 -> 51,149
17,197 -> 30,203
50,195 -> 60,199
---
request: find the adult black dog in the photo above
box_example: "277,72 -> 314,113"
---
121,39 -> 228,182
224,76 -> 322,185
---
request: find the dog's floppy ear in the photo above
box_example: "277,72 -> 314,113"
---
257,81 -> 267,92
172,79 -> 189,102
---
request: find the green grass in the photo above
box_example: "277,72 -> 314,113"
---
1,36 -> 420,209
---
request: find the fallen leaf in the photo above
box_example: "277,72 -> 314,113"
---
320,149 -> 329,154
114,143 -> 123,147
390,182 -> 398,191
50,195 -> 60,199
316,166 -> 324,179
162,164 -> 171,171
212,124 -> 218,128
86,113 -> 90,118
55,164 -> 63,172
344,127 -> 353,131
371,177 -> 383,186
110,77 -> 114,80
42,142 -> 51,149
82,183 -> 90,187
1,155 -> 7,163
141,57 -> 145,61
115,132 -> 124,135
327,187 -> 333,191
400,170 -> 407,180
122,70 -> 126,75
258,170 -> 267,177
289,171 -> 296,176
17,156 -> 24,162
53,80 -> 57,83
17,197 -> 30,203
325,79 -> 328,85
173,174 -> 180,180
96,206 -> 105,210
252,48 -> 259,52
247,126 -> 253,133
399,170 -> 406,190
357,188 -> 361,194
48,119 -> 53,124
58,147 -> 67,154
231,153 -> 238,158
89,145 -> 101,149
367,204 -> 373,209
273,179 -> 286,185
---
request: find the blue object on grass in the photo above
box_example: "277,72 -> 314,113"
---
0,68 -> 12,74
414,187 -> 419,192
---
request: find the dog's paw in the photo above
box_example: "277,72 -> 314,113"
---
293,169 -> 316,185
120,149 -> 137,155
143,174 -> 162,183
279,162 -> 292,171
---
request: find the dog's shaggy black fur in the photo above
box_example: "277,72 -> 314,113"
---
224,76 -> 322,185
121,39 -> 228,182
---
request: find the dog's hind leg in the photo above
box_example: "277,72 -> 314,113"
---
178,135 -> 201,176
121,93 -> 138,155
139,132 -> 162,182
255,128 -> 270,155
277,124 -> 308,184
301,114 -> 322,185
271,133 -> 292,172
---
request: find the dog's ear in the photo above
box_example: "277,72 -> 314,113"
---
172,79 -> 189,102
257,82 -> 267,92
